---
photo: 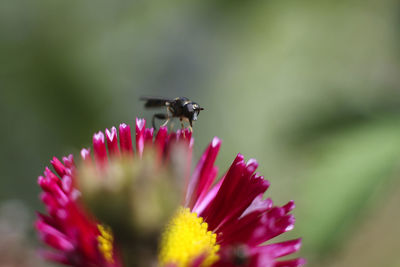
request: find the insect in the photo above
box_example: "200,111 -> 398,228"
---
140,96 -> 204,131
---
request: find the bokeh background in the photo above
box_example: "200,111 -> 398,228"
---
1,0 -> 400,266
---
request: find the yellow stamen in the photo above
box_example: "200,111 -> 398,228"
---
159,207 -> 220,267
97,224 -> 114,263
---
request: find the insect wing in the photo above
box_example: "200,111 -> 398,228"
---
140,96 -> 172,108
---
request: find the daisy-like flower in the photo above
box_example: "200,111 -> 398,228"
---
36,154 -> 122,267
36,118 -> 305,267
36,119 -> 192,267
160,140 -> 305,267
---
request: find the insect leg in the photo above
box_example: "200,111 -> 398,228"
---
161,118 -> 170,127
161,106 -> 171,127
187,119 -> 193,132
152,113 -> 168,129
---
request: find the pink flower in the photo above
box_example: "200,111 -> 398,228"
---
161,136 -> 305,267
36,154 -> 120,267
36,119 -> 192,267
36,118 -> 305,267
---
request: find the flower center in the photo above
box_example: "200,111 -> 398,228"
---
159,207 -> 220,267
97,224 -> 114,263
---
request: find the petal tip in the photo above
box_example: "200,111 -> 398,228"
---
93,131 -> 105,142
105,127 -> 117,140
136,118 -> 146,129
80,148 -> 91,159
119,123 -> 128,130
211,136 -> 221,147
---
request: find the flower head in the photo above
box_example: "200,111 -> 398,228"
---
160,137 -> 305,267
36,119 -> 192,267
36,154 -> 122,267
36,118 -> 305,267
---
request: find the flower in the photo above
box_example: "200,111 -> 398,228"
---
36,154 -> 123,267
160,138 -> 305,267
36,118 -> 305,267
36,154 -> 118,266
36,119 -> 192,267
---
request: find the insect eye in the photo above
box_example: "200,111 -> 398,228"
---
186,105 -> 194,112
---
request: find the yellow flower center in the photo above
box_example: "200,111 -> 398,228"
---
97,224 -> 114,263
159,207 -> 220,267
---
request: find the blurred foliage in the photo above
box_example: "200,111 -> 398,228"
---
1,0 -> 400,266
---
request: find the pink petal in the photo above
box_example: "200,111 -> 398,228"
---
283,200 -> 295,213
192,176 -> 223,215
44,167 -> 61,184
255,239 -> 302,258
119,123 -> 133,155
51,157 -> 67,177
241,195 -> 273,218
93,131 -> 107,166
106,127 -> 120,157
61,175 -> 73,193
186,137 -> 221,209
144,127 -> 154,144
80,148 -> 92,163
274,258 -> 306,267
135,118 -> 146,157
62,154 -> 74,169
218,206 -> 295,246
155,126 -> 168,160
36,220 -> 74,251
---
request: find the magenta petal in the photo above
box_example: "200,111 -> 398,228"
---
80,148 -> 92,163
155,126 -> 168,160
119,123 -> 133,155
36,212 -> 57,228
185,137 -> 221,209
51,157 -> 67,177
135,118 -> 146,157
274,258 -> 306,267
44,167 -> 61,184
283,200 -> 295,213
144,128 -> 154,144
214,173 -> 269,230
36,221 -> 74,251
93,131 -> 107,166
241,195 -> 273,218
175,128 -> 192,145
200,162 -> 245,228
257,239 -> 302,258
38,176 -> 52,192
106,127 -> 120,157
155,126 -> 168,148
192,175 -> 223,215
202,154 -> 270,230
182,128 -> 192,142
218,206 -> 295,246
49,183 -> 69,206
62,154 -> 74,169
61,175 -> 73,193
40,192 -> 59,216
245,158 -> 259,175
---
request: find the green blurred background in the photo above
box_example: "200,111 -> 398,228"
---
1,0 -> 400,266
